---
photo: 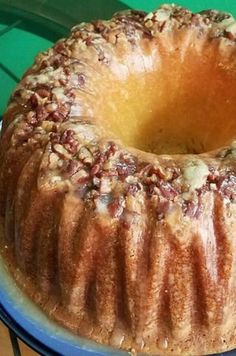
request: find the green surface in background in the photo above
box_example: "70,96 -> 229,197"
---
1,0 -> 236,115
0,26 -> 52,114
123,0 -> 236,13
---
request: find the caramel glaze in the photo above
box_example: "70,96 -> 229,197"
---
1,4 -> 236,355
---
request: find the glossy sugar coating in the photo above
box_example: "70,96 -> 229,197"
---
1,4 -> 236,355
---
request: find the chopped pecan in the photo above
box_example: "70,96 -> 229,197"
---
108,198 -> 124,218
30,93 -> 39,108
36,105 -> 49,120
62,159 -> 80,175
217,174 -> 236,201
53,144 -> 71,159
125,183 -> 140,196
36,88 -> 51,98
78,146 -> 93,165
26,111 -> 38,125
91,163 -> 101,176
72,169 -> 90,184
159,182 -> 178,200
49,102 -> 70,122
46,103 -> 58,113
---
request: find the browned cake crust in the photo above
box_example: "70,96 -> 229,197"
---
1,4 -> 236,355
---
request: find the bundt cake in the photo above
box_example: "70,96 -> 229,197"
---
1,3 -> 236,355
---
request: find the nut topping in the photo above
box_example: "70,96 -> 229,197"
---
5,3 -> 236,224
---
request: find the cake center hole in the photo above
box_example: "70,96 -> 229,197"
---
99,51 -> 236,155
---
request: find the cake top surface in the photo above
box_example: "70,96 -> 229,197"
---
2,4 -> 236,222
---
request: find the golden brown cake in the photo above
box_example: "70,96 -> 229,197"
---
1,4 -> 236,355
